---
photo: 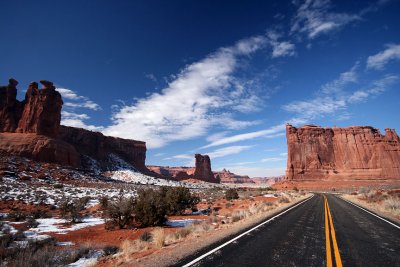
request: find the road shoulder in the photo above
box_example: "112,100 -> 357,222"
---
340,194 -> 400,225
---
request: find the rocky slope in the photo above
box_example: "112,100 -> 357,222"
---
0,78 -> 147,172
285,124 -> 400,181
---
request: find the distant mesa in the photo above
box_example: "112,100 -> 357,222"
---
0,78 -> 147,173
285,124 -> 400,183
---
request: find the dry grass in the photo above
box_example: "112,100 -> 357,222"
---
152,227 -> 166,248
383,197 -> 400,216
119,239 -> 149,262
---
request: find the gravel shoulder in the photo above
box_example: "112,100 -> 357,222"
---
341,194 -> 400,225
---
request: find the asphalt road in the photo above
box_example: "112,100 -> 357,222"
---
177,194 -> 400,267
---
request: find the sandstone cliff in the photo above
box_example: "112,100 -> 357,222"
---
0,79 -> 147,172
286,124 -> 400,180
59,126 -> 147,172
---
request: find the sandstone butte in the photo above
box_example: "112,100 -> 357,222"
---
285,124 -> 400,182
0,78 -> 146,172
147,154 -> 220,183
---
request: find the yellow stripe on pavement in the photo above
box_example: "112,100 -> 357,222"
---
326,198 -> 343,267
324,195 -> 343,267
324,196 -> 333,267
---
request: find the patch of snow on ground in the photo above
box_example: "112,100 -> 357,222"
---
263,194 -> 278,198
56,241 -> 74,246
68,250 -> 103,267
165,219 -> 204,227
110,170 -> 184,187
29,217 -> 104,234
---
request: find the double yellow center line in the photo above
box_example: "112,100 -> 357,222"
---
324,195 -> 343,267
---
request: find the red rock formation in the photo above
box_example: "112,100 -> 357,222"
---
0,133 -> 80,167
285,124 -> 400,181
0,79 -> 23,132
59,126 -> 147,172
194,154 -> 219,183
0,79 -> 148,172
17,81 -> 63,137
147,154 -> 220,183
214,169 -> 254,184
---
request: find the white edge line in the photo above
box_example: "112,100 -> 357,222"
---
182,195 -> 314,267
340,196 -> 400,230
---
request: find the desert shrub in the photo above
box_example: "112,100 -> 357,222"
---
103,245 -> 119,256
152,228 -> 166,248
134,188 -> 167,227
99,196 -> 109,209
384,197 -> 400,211
59,199 -> 86,223
293,187 -> 299,192
225,202 -> 233,208
175,227 -> 191,239
139,231 -> 153,242
53,183 -> 63,189
26,217 -> 39,228
163,187 -> 200,215
225,189 -> 239,200
104,195 -> 135,229
7,210 -> 26,222
279,196 -> 290,203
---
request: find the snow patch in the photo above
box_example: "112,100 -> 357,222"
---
68,250 -> 103,267
29,217 -> 104,234
165,219 -> 204,227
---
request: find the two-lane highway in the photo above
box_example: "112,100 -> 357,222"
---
177,194 -> 400,267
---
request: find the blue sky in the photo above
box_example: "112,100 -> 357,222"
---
1,0 -> 400,177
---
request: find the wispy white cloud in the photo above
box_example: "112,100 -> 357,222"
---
321,63 -> 358,94
266,30 -> 296,58
291,0 -> 360,39
58,87 -> 102,131
57,88 -> 101,111
61,111 -> 103,131
261,157 -> 286,162
283,64 -> 399,121
367,44 -> 400,70
348,74 -> 399,103
207,145 -> 253,159
201,123 -> 286,149
103,35 -> 270,148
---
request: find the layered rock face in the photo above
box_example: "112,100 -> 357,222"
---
0,79 -> 23,132
17,81 -> 63,137
214,169 -> 254,184
59,126 -> 147,171
0,79 -> 147,171
286,124 -> 400,180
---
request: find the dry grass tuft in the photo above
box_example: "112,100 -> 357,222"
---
152,227 -> 166,248
119,239 -> 149,262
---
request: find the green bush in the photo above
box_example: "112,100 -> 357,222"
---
134,188 -> 167,227
105,196 -> 135,229
225,189 -> 239,200
163,187 -> 200,215
59,198 -> 88,223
